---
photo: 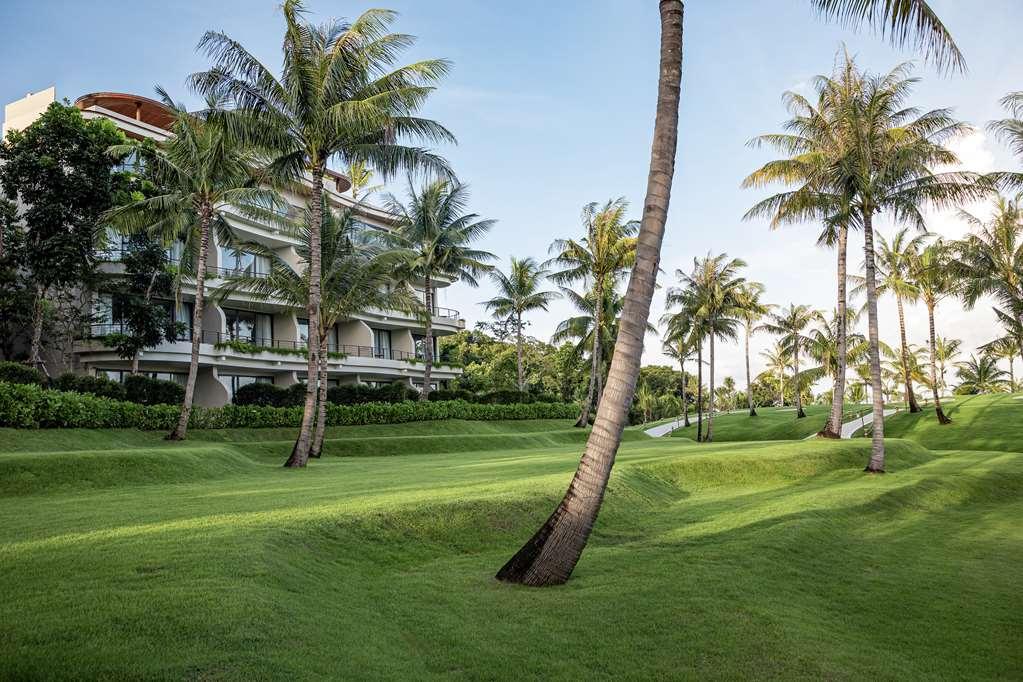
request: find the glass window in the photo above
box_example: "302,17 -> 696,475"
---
224,309 -> 272,346
298,319 -> 337,351
412,334 -> 437,361
96,369 -> 186,385
372,329 -> 392,359
219,246 -> 269,277
222,374 -> 272,400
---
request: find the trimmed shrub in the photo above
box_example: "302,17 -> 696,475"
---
233,382 -> 305,408
0,361 -> 45,386
326,382 -> 417,406
478,389 -> 536,405
427,388 -> 474,402
123,374 -> 185,406
53,373 -> 127,401
0,381 -> 578,430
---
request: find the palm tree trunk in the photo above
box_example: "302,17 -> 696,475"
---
167,206 -> 211,441
516,311 -> 524,391
745,325 -> 756,417
286,169 -> 324,467
896,295 -> 920,412
862,213 -> 886,472
310,331 -> 330,457
794,339 -> 805,418
926,300 -> 951,424
822,224 -> 848,437
419,274 -> 435,401
706,332 -> 715,441
696,339 -> 703,442
778,366 -> 784,407
495,0 -> 683,586
680,359 -> 690,427
575,280 -> 603,427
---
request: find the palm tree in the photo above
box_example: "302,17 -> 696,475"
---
667,254 -> 745,441
804,310 -> 869,407
956,354 -> 1010,394
911,239 -> 956,423
219,198 -> 416,457
981,333 -> 1022,392
732,282 -> 772,416
934,335 -> 962,394
883,342 -> 928,404
345,160 -> 382,201
103,90 -> 271,441
763,304 -> 822,418
191,1 -> 453,467
661,317 -> 695,428
496,0 -> 962,587
870,228 -> 929,412
547,198 -> 638,427
483,257 -> 559,391
988,92 -> 1023,192
759,341 -> 790,407
385,179 -> 496,400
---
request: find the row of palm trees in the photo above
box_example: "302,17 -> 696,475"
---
106,2 -> 498,467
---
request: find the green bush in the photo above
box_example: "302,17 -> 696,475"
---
53,373 -> 127,401
0,361 -> 45,386
123,374 -> 185,406
326,382 -> 417,406
233,382 -> 305,408
427,388 -> 475,402
478,389 -> 536,405
0,381 -> 578,430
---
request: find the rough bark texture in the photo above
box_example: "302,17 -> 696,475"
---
821,224 -> 848,437
926,301 -> 951,425
575,279 -> 604,427
696,340 -> 703,442
745,325 -> 756,417
680,360 -> 690,427
310,331 -> 330,457
286,169 -> 324,467
896,296 -> 921,412
793,339 -> 806,418
495,0 -> 682,587
862,214 -> 886,472
167,206 -> 211,441
516,311 -> 524,391
706,332 -> 715,441
419,274 -> 435,401
29,283 -> 48,376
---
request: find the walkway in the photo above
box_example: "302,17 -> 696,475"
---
644,408 -> 898,439
839,408 -> 898,438
644,410 -> 744,438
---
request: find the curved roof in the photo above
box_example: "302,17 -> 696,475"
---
74,92 -> 176,130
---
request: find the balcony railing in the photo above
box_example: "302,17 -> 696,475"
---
432,306 -> 460,320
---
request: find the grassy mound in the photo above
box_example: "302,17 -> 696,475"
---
669,404 -> 871,441
1,422 -> 1020,679
884,393 -> 1023,452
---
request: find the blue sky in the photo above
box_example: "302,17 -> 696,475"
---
3,1 -> 1022,383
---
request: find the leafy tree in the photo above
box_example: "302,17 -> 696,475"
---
0,200 -> 33,360
955,353 -> 1010,394
483,257 -> 559,390
385,179 -> 496,401
547,198 -> 638,426
0,102 -> 126,372
763,304 -> 822,418
934,335 -> 962,394
759,340 -> 791,407
193,0 -> 453,466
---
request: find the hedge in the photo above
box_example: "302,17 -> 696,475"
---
0,381 -> 578,430
0,361 -> 45,386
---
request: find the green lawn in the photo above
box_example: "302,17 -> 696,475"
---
1,420 -> 1021,679
668,404 -> 871,441
884,393 -> 1023,453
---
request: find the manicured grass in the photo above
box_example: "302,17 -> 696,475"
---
884,393 -> 1023,453
668,404 -> 871,441
1,420 -> 1020,679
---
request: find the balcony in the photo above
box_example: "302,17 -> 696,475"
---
432,306 -> 460,320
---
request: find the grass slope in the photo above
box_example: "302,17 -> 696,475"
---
669,404 -> 871,441
1,420 -> 1021,679
884,393 -> 1023,452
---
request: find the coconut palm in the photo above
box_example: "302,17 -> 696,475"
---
988,92 -> 1023,192
763,304 -> 822,418
385,179 -> 496,401
191,1 -> 453,466
483,257 -> 559,391
911,239 -> 957,422
661,328 -> 694,427
883,342 -> 928,404
497,0 -> 963,587
804,310 -> 869,397
102,90 -> 273,442
956,354 -> 1010,394
759,341 -> 791,407
982,332 -> 1022,392
732,282 -> 772,416
547,198 -> 638,427
869,228 -> 929,412
933,336 -> 962,395
219,198 -> 416,457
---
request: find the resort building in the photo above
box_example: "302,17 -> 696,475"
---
3,89 -> 464,405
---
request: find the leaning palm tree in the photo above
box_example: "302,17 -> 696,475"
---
103,90 -> 272,441
956,353 -> 1010,394
191,1 -> 453,466
385,179 -> 496,400
547,198 -> 638,427
219,198 -> 417,457
911,238 -> 956,423
483,257 -> 559,391
868,228 -> 929,412
763,304 -> 822,418
496,0 -> 963,587
732,282 -> 772,417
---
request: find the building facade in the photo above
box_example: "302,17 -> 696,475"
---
4,89 -> 464,405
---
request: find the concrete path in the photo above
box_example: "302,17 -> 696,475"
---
644,410 -> 744,438
839,408 -> 898,438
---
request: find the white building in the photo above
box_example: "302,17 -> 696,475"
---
4,89 -> 464,405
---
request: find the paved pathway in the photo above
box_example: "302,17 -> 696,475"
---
644,408 -> 898,439
644,410 -> 744,438
839,408 -> 898,438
